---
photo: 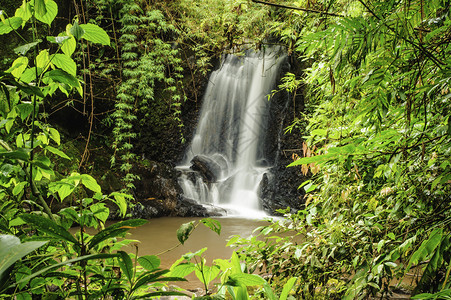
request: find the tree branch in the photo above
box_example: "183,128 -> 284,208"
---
251,0 -> 344,18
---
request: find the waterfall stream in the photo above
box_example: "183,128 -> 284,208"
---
178,48 -> 286,217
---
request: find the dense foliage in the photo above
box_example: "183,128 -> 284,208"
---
231,0 -> 451,299
1,0 -> 450,299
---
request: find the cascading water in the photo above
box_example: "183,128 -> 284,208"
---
178,48 -> 286,217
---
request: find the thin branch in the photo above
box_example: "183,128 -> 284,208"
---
251,0 -> 344,18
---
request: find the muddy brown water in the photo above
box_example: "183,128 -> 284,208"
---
107,217 -> 270,291
125,217 -> 269,265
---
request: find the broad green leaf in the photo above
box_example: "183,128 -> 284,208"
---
61,35 -> 76,56
15,103 -> 33,122
10,57 -> 28,79
12,182 -> 28,196
280,277 -> 297,300
52,54 -> 76,76
0,148 -> 30,161
15,2 -> 32,23
194,264 -> 220,287
201,218 -> 221,235
408,228 -> 443,270
79,23 -> 110,45
45,146 -> 70,160
169,263 -> 196,278
138,255 -> 160,271
35,0 -> 57,25
118,251 -> 133,283
0,235 -> 47,285
46,69 -> 79,87
0,17 -> 23,35
20,67 -> 38,83
48,128 -> 60,145
19,214 -> 78,244
228,273 -> 266,286
35,0 -> 47,17
55,182 -> 75,201
110,192 -> 128,218
90,202 -> 109,223
36,49 -> 51,71
80,174 -> 101,193
176,221 -> 195,245
69,21 -> 84,40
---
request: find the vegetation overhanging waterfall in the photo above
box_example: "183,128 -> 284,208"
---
178,48 -> 286,217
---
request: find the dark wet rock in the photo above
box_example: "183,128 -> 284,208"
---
257,60 -> 307,215
174,197 -> 209,217
190,155 -> 222,183
127,161 -> 180,218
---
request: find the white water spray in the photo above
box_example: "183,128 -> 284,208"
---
178,48 -> 285,217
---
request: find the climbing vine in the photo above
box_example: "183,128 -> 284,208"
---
106,1 -> 185,190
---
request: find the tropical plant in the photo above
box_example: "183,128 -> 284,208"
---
253,0 -> 451,298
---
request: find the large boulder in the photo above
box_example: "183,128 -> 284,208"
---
190,155 -> 222,183
124,160 -> 210,218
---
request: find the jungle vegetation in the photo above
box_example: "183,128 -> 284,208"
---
0,0 -> 450,299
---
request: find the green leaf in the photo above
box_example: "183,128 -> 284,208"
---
177,221 -> 195,245
90,202 -> 109,223
61,36 -> 76,57
35,0 -> 57,25
9,56 -> 29,78
51,54 -> 76,76
133,291 -> 189,299
110,192 -> 129,218
201,218 -> 221,235
118,251 -> 133,283
16,103 -> 33,121
35,0 -> 47,17
288,153 -> 337,167
280,277 -> 297,300
0,17 -> 23,35
0,235 -> 48,283
0,148 -> 30,161
46,69 -> 79,87
262,281 -> 278,300
69,21 -> 84,40
48,128 -> 60,145
53,181 -> 76,201
195,264 -> 220,287
14,253 -> 120,288
87,219 -> 147,250
12,182 -> 28,196
408,228 -> 443,270
79,23 -> 110,45
14,1 -> 32,23
138,255 -> 160,271
169,263 -> 196,278
14,40 -> 41,56
36,49 -> 50,71
80,174 -> 101,193
45,146 -> 70,160
228,273 -> 266,286
46,35 -> 70,44
20,214 -> 78,244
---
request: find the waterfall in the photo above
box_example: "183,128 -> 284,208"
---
178,48 -> 286,217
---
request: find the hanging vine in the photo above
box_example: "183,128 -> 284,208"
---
111,0 -> 185,190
